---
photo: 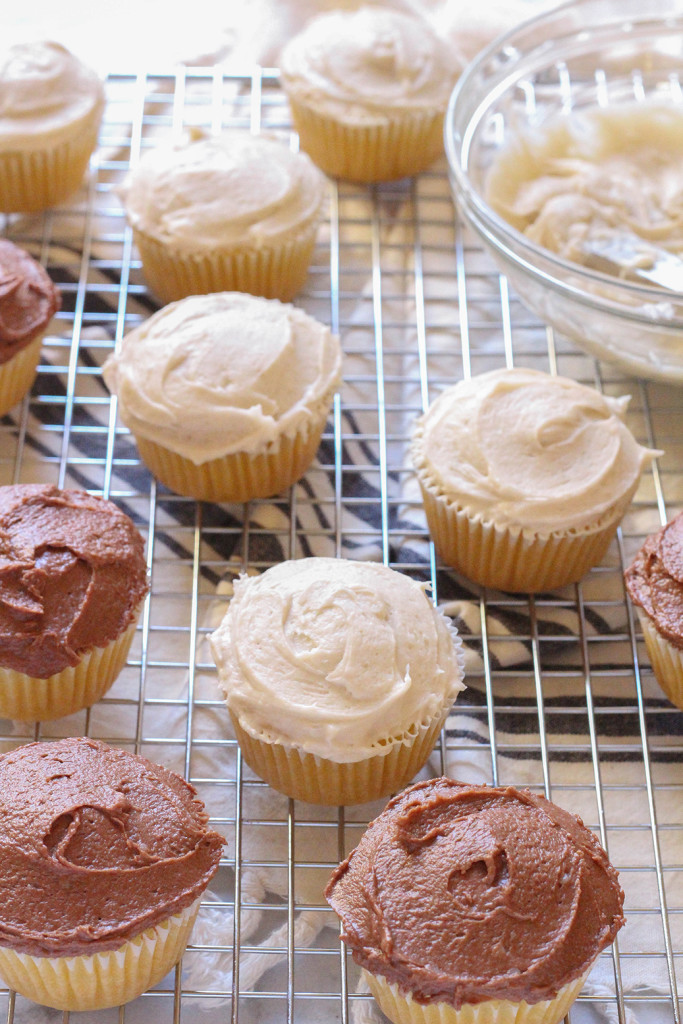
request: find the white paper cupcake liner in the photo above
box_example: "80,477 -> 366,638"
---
285,97 -> 445,182
637,609 -> 683,709
132,221 -> 320,305
0,613 -> 140,722
0,897 -> 200,1012
0,333 -> 43,417
133,388 -> 336,503
0,111 -> 102,213
364,969 -> 589,1024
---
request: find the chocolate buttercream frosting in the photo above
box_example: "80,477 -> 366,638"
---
325,777 -> 625,1008
0,483 -> 149,677
0,737 -> 225,957
625,512 -> 683,649
0,239 -> 60,364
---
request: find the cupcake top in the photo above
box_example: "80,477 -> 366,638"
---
102,292 -> 341,465
0,239 -> 61,365
119,129 -> 326,253
625,511 -> 683,648
0,483 -> 149,678
0,737 -> 224,957
209,558 -> 465,762
325,777 -> 625,1007
0,41 -> 105,152
411,367 -> 656,534
280,6 -> 457,125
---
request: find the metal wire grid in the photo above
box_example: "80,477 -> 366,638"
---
0,66 -> 680,1023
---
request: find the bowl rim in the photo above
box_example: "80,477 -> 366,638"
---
444,0 -> 683,327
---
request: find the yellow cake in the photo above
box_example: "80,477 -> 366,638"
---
0,41 -> 104,212
102,291 -> 341,503
0,737 -> 224,1011
280,6 -> 460,182
0,484 -> 149,721
326,777 -> 625,1024
411,367 -> 659,592
210,557 -> 465,805
119,128 -> 326,303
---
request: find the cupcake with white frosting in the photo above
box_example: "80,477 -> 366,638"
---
0,41 -> 105,213
279,7 -> 460,182
209,558 -> 465,805
119,128 -> 326,304
102,291 -> 341,503
411,367 -> 659,593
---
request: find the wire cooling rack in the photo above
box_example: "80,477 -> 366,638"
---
0,67 -> 682,1024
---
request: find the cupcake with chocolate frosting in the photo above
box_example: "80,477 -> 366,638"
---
0,239 -> 60,416
625,510 -> 683,709
0,483 -> 149,721
0,737 -> 224,1011
326,777 -> 625,1024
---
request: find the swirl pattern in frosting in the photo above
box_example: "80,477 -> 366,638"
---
411,367 -> 656,534
0,737 -> 224,957
209,558 -> 465,762
325,777 -> 625,1007
0,41 -> 104,151
119,129 -> 326,252
625,511 -> 683,649
102,292 -> 341,464
280,7 -> 457,124
0,483 -> 149,677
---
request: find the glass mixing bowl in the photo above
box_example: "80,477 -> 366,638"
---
445,0 -> 683,383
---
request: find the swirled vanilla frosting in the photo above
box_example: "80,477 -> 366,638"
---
209,558 -> 465,762
0,41 -> 104,152
102,292 -> 341,464
119,129 -> 326,253
486,102 -> 683,271
325,777 -> 625,1007
411,368 -> 656,534
279,7 -> 458,125
625,511 -> 683,649
0,737 -> 224,957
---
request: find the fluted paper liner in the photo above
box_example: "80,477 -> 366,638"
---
131,221 -> 320,306
0,113 -> 101,214
0,614 -> 140,722
285,97 -> 445,182
0,897 -> 200,1012
364,971 -> 589,1024
0,333 -> 43,417
133,389 -> 336,503
412,422 -> 636,593
230,705 -> 452,806
637,610 -> 683,710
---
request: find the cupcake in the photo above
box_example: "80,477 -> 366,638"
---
102,291 -> 341,503
0,737 -> 224,1011
279,6 -> 459,182
0,484 -> 149,721
410,367 -> 658,593
0,239 -> 60,416
119,128 -> 326,304
326,777 -> 625,1024
625,510 -> 683,709
209,558 -> 465,805
0,41 -> 105,213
